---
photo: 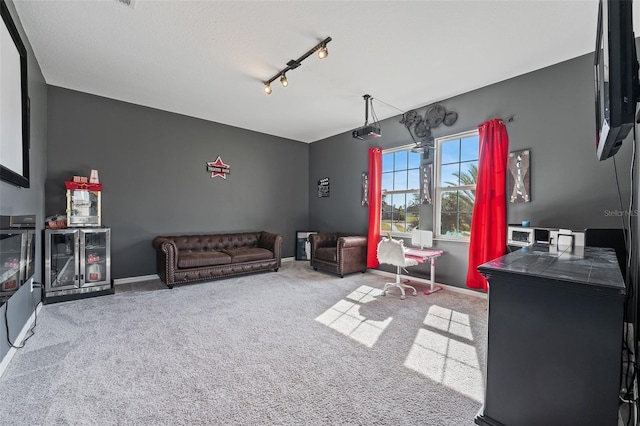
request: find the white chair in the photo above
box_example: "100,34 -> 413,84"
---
376,236 -> 418,299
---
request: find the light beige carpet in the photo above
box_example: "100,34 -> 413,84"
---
0,261 -> 487,425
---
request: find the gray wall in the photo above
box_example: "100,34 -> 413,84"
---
310,51 -> 632,288
44,44 -> 635,288
0,0 -> 47,363
46,87 -> 309,278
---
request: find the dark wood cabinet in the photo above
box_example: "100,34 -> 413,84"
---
475,245 -> 626,426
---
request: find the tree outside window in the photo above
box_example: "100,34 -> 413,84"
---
436,132 -> 479,239
381,149 -> 421,235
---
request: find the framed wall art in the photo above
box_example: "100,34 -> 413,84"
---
420,164 -> 433,205
295,231 -> 317,260
361,172 -> 368,206
508,149 -> 530,203
318,177 -> 329,198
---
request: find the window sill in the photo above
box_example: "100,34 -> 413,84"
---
381,231 -> 470,244
382,231 -> 412,239
433,236 -> 470,243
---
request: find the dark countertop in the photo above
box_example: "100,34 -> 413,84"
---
478,244 -> 626,294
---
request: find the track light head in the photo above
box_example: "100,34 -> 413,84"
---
280,74 -> 288,87
264,83 -> 272,95
318,45 -> 328,59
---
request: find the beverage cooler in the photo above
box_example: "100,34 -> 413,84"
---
44,228 -> 113,303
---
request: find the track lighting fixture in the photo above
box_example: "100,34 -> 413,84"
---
262,36 -> 332,94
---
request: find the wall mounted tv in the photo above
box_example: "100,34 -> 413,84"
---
0,0 -> 29,188
594,0 -> 639,161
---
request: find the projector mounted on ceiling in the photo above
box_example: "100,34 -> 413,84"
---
352,94 -> 381,140
352,125 -> 381,140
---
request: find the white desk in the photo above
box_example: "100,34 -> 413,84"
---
403,248 -> 444,295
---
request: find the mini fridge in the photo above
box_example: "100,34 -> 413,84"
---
44,228 -> 113,303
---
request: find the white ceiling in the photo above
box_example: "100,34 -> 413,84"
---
12,0 -> 633,143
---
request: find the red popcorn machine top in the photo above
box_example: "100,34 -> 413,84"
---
65,181 -> 102,227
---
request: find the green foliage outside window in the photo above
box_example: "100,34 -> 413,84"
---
437,133 -> 479,238
440,164 -> 477,237
381,150 -> 421,234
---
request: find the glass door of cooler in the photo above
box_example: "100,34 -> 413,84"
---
45,230 -> 80,291
80,229 -> 110,287
0,231 -> 25,294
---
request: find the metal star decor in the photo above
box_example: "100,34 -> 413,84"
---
207,156 -> 230,179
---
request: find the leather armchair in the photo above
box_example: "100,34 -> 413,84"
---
309,233 -> 367,278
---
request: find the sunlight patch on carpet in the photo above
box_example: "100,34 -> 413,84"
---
424,304 -> 473,341
315,285 -> 392,348
404,305 -> 484,402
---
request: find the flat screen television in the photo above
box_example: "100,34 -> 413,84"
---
594,0 -> 639,161
0,0 -> 29,187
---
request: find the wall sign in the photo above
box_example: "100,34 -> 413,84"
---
318,177 -> 330,198
361,172 -> 368,206
207,156 -> 230,179
420,164 -> 433,205
508,149 -> 530,203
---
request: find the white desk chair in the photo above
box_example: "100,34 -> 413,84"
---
377,236 -> 418,299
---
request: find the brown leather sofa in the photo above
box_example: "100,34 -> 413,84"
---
152,231 -> 283,288
309,233 -> 367,278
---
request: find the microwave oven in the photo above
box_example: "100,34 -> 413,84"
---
507,226 -> 551,247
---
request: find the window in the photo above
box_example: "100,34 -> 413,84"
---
435,131 -> 479,240
381,147 -> 421,235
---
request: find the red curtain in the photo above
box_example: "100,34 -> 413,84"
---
367,147 -> 382,268
466,119 -> 509,291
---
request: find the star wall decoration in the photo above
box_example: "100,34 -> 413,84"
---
207,156 -> 230,179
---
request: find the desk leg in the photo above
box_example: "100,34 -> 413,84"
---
424,257 -> 442,295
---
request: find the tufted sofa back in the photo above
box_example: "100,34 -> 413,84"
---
170,232 -> 263,252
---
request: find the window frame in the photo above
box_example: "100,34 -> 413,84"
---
380,144 -> 421,238
434,129 -> 480,242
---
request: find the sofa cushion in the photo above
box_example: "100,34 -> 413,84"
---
315,246 -> 337,262
224,247 -> 273,264
177,250 -> 231,268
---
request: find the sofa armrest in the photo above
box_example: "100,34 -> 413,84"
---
337,236 -> 367,249
259,232 -> 284,266
152,237 -> 178,257
152,237 -> 178,285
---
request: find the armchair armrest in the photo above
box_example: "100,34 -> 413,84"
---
310,233 -> 337,250
337,236 -> 367,249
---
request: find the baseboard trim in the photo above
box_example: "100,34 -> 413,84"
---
282,257 -> 295,263
0,302 -> 42,379
369,269 -> 487,299
113,274 -> 160,285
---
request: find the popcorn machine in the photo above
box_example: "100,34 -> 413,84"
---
65,181 -> 102,227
